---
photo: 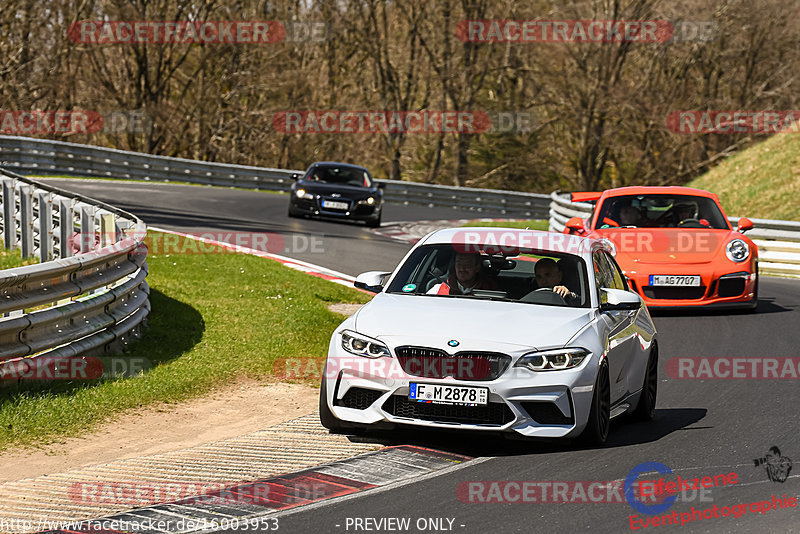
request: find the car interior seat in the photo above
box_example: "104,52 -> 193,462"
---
557,258 -> 581,299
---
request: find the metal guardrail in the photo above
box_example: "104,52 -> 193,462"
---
0,167 -> 149,379
548,191 -> 800,278
0,135 -> 551,218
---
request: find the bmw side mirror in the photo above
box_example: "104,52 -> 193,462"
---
354,271 -> 391,293
599,288 -> 641,312
291,173 -> 300,180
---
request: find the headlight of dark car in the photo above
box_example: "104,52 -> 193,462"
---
357,196 -> 377,206
515,348 -> 590,371
295,188 -> 314,200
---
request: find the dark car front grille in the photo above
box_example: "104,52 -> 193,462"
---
335,387 -> 383,410
383,396 -> 515,426
643,286 -> 707,300
395,346 -> 511,381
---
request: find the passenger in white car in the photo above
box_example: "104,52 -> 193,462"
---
534,258 -> 579,305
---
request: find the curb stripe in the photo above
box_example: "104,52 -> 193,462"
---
37,446 -> 472,534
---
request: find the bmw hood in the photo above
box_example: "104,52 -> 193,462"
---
352,293 -> 594,352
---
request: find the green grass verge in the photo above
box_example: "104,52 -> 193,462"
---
0,232 -> 371,450
460,219 -> 550,230
688,134 -> 800,221
0,247 -> 38,270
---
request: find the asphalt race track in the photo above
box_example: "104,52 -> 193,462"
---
41,178 -> 504,275
44,178 -> 800,533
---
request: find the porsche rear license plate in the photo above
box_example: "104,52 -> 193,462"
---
409,383 -> 488,406
649,275 -> 701,286
322,200 -> 348,210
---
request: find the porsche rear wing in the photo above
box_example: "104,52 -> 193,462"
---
570,192 -> 602,203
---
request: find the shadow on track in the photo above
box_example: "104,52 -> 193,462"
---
338,407 -> 707,457
650,297 -> 792,317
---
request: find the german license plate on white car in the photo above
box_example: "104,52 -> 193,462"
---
409,383 -> 488,405
649,275 -> 701,286
322,200 -> 348,210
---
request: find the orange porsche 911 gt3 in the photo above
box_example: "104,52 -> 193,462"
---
563,186 -> 758,310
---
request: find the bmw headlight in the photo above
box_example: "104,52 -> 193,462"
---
295,188 -> 314,199
725,239 -> 749,262
515,348 -> 590,372
358,197 -> 377,205
341,330 -> 390,358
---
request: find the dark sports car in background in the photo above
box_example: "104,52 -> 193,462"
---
288,162 -> 384,227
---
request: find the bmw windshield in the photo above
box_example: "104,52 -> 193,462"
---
385,244 -> 591,308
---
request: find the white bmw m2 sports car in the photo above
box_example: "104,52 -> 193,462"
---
320,228 -> 658,444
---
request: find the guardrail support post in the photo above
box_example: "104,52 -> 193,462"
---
2,179 -> 14,249
99,212 -> 116,247
38,192 -> 53,263
58,198 -> 73,258
19,185 -> 33,258
79,204 -> 94,253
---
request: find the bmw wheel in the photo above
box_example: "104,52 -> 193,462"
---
633,343 -> 658,421
319,377 -> 345,433
581,359 -> 610,445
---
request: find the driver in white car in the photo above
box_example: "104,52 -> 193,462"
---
428,252 -> 498,295
534,258 -> 579,305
